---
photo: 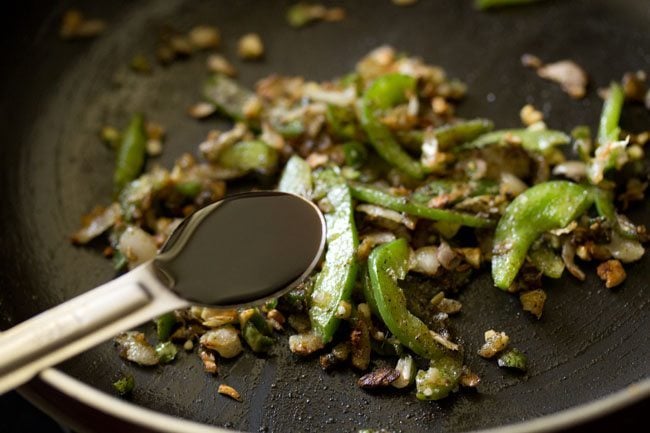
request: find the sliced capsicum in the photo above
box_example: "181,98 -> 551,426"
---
492,180 -> 593,289
350,183 -> 494,228
368,238 -> 461,400
309,169 -> 358,343
358,73 -> 425,179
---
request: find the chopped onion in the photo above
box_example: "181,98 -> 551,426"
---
537,60 -> 588,99
605,231 -> 645,263
499,172 -> 527,197
200,325 -> 243,358
409,246 -> 440,276
552,161 -> 587,181
561,239 -> 585,281
356,204 -> 416,229
71,203 -> 121,245
115,332 -> 159,366
436,241 -> 460,271
303,83 -> 356,106
118,226 -> 158,269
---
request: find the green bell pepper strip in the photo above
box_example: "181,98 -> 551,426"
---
278,155 -> 312,198
368,239 -> 451,359
592,187 -> 638,239
343,141 -> 368,168
217,140 -> 278,174
360,263 -> 380,317
597,82 -> 624,145
243,322 -> 274,353
396,118 -> 494,152
155,341 -> 178,364
203,73 -> 258,122
529,244 -> 564,279
475,0 -> 544,10
464,129 -> 570,155
415,357 -> 462,401
358,73 -> 425,179
411,179 -> 499,206
154,312 -> 177,342
492,181 -> 593,289
326,104 -> 363,141
350,183 -> 495,228
114,113 -> 147,196
309,169 -> 359,343
368,238 -> 461,399
429,118 -> 495,149
112,375 -> 135,396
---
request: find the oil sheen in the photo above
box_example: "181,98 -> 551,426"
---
154,192 -> 325,306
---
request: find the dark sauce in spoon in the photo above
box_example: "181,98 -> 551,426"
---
154,192 -> 325,307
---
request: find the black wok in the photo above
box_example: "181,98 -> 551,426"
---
0,0 -> 648,432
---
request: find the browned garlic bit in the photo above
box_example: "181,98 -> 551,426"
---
238,33 -> 265,60
596,259 -> 627,289
478,330 -> 509,358
60,10 -> 106,40
218,384 -> 242,401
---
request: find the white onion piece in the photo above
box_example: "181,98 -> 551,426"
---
200,326 -> 243,358
409,246 -> 440,276
357,204 -> 416,229
118,226 -> 158,268
562,240 -> 585,281
436,241 -> 460,270
115,332 -> 159,366
71,203 -> 121,244
605,231 -> 645,263
303,83 -> 356,106
552,161 -> 587,181
499,172 -> 527,197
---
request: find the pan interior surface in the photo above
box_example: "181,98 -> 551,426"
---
0,0 -> 648,432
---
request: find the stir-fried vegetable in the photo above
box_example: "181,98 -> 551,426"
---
114,113 -> 147,196
74,44 -> 649,404
492,181 -> 593,290
359,73 -> 425,179
309,169 -> 359,343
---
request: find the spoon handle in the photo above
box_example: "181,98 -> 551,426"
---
0,261 -> 188,395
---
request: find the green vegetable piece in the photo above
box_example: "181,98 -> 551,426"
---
217,140 -> 278,174
475,0 -> 544,10
112,250 -> 128,271
326,104 -> 362,140
360,263 -> 380,317
203,74 -> 257,121
593,187 -> 638,239
114,113 -> 147,196
154,312 -> 177,342
368,238 -> 453,361
465,129 -> 570,155
350,183 -> 494,228
411,179 -> 499,206
359,73 -> 425,179
497,348 -> 528,371
243,321 -> 274,353
430,118 -> 495,149
343,141 -> 368,168
415,357 -> 462,401
112,375 -> 135,396
529,244 -> 564,279
309,169 -> 359,343
175,181 -> 202,198
286,3 -> 319,28
598,82 -> 624,145
278,155 -> 312,198
155,341 -> 178,364
492,181 -> 593,289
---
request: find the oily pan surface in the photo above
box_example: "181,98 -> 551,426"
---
0,0 -> 649,431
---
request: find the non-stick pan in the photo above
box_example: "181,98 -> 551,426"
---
0,0 -> 648,432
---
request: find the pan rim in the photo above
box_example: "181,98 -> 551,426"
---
27,367 -> 649,433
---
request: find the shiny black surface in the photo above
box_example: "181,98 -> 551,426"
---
155,192 -> 324,306
0,0 -> 648,432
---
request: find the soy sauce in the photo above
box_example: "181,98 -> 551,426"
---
154,192 -> 325,306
